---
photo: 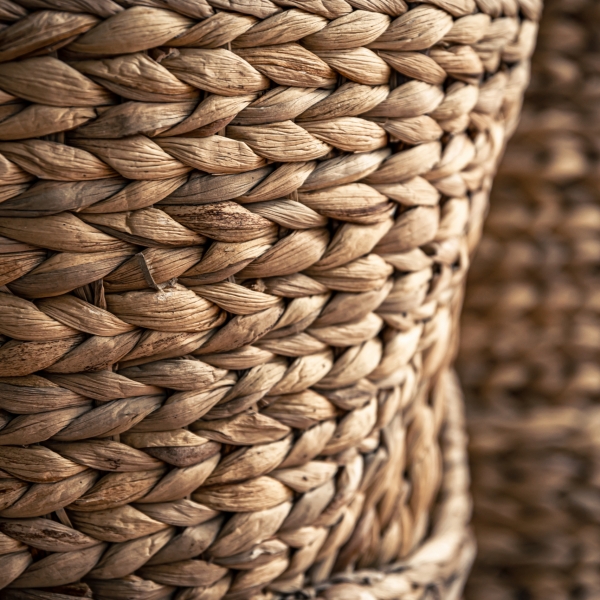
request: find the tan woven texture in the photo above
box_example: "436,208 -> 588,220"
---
0,0 -> 538,597
458,0 -> 600,597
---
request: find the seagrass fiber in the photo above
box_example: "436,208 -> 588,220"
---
0,0 -> 538,597
459,0 -> 600,597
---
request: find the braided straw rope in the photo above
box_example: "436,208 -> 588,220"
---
459,0 -> 600,597
0,0 -> 538,597
1,372 -> 474,600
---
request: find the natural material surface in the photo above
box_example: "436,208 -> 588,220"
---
2,371 -> 475,600
0,0 -> 537,597
458,0 -> 600,597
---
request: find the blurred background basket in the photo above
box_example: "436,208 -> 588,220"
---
0,0 -> 539,597
458,0 -> 600,597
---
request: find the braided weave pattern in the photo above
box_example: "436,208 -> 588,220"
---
459,0 -> 600,597
0,0 -> 537,597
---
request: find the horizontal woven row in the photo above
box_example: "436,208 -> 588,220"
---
0,372 -> 474,600
0,0 -> 539,597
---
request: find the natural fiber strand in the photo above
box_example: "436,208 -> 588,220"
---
458,0 -> 600,597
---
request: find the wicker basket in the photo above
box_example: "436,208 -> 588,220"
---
458,0 -> 600,597
0,1 -> 538,597
1,371 -> 474,600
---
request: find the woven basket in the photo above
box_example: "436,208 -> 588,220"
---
0,0 -> 538,597
458,0 -> 600,597
1,371 -> 475,600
